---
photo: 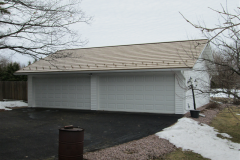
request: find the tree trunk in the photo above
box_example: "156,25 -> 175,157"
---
0,81 -> 3,101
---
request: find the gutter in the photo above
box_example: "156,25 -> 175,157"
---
14,67 -> 192,75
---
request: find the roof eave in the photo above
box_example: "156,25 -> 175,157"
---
14,67 -> 192,75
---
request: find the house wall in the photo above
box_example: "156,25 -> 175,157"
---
184,44 -> 212,112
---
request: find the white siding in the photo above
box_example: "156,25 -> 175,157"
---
175,72 -> 186,114
90,75 -> 98,110
184,45 -> 211,111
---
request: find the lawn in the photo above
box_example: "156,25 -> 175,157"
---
154,105 -> 240,160
211,106 -> 240,143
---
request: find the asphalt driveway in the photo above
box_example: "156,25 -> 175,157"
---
0,108 -> 182,160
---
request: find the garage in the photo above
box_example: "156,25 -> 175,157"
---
99,73 -> 175,113
16,39 -> 210,114
33,75 -> 91,109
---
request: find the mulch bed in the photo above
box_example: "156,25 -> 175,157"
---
184,102 -> 227,125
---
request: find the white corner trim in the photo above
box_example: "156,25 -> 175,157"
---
28,75 -> 34,107
90,75 -> 99,110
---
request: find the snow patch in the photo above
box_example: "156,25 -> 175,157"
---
156,117 -> 240,160
219,133 -> 232,138
0,101 -> 28,111
210,89 -> 240,98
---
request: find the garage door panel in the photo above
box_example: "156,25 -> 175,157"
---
145,76 -> 154,82
55,102 -> 61,106
107,95 -> 115,100
100,103 -> 107,109
126,85 -> 134,91
126,94 -> 134,100
68,86 -> 76,91
145,95 -> 154,100
99,74 -> 175,113
34,76 -> 90,109
49,102 -> 54,107
116,86 -> 124,91
145,85 -> 154,91
68,102 -> 76,108
77,103 -> 84,108
135,94 -> 144,100
108,103 -> 116,109
135,85 -> 144,91
117,104 -> 125,109
116,77 -> 125,82
61,94 -> 68,100
145,104 -> 154,110
126,103 -> 135,109
108,86 -> 116,91
116,95 -> 124,100
136,104 -> 144,110
155,76 -> 164,81
155,96 -> 165,101
84,95 -> 91,100
134,75 -> 144,82
155,85 -> 165,91
62,102 -> 67,107
54,97 -> 62,102
83,103 -> 90,109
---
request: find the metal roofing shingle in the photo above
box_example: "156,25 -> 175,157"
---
16,39 -> 208,74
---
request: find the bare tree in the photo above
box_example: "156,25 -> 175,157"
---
0,0 -> 91,60
180,4 -> 240,103
0,55 -> 10,67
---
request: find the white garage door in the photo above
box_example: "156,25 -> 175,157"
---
99,74 -> 175,113
33,76 -> 91,109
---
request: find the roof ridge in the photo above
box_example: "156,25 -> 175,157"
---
58,39 -> 208,51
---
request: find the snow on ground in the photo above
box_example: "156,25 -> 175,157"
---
156,117 -> 240,160
210,89 -> 240,98
0,101 -> 28,111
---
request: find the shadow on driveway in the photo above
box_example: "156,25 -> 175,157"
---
0,108 -> 182,160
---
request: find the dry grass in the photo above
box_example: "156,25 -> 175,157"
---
210,105 -> 240,143
152,148 -> 210,160
211,97 -> 240,105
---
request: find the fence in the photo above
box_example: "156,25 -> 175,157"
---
0,81 -> 27,101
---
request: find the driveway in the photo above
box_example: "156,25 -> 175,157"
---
0,108 -> 182,160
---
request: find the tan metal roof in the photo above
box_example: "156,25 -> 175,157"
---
16,39 -> 208,74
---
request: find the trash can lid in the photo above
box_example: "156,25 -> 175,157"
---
59,125 -> 84,132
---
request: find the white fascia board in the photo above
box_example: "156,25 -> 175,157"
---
198,43 -> 208,60
192,43 -> 209,68
14,68 -> 192,75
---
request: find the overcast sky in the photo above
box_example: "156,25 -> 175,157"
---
10,0 -> 240,65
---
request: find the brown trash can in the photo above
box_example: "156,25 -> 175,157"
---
59,126 -> 84,160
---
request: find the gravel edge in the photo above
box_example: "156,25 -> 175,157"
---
83,103 -> 227,160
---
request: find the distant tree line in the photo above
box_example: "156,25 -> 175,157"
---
0,56 -> 27,81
